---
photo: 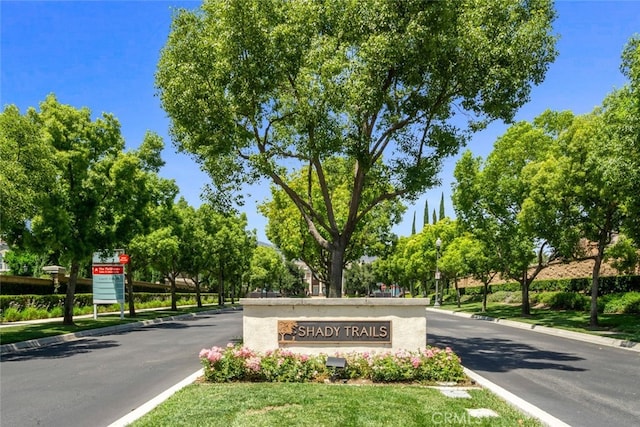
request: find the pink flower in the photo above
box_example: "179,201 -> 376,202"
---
245,357 -> 262,372
411,357 -> 421,368
199,349 -> 210,359
207,350 -> 223,363
424,349 -> 434,358
226,343 -> 235,348
233,347 -> 253,358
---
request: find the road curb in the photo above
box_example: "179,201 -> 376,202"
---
106,369 -> 204,427
463,367 -> 571,427
427,307 -> 639,352
0,307 -> 242,355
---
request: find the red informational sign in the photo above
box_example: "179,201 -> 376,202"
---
118,254 -> 130,264
93,265 -> 124,275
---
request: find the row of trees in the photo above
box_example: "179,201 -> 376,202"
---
0,95 -> 303,324
373,36 -> 640,327
453,36 -> 640,327
410,193 -> 447,235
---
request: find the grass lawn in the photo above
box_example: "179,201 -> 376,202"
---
0,305 -> 230,345
130,382 -> 543,427
440,300 -> 640,343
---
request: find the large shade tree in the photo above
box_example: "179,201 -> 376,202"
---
453,118 -> 562,316
110,132 -> 178,316
619,37 -> 640,246
521,100 -> 637,327
518,38 -> 640,326
2,95 -> 129,324
439,232 -> 497,311
156,0 -> 558,296
198,205 -> 256,305
259,157 -> 404,288
0,104 -> 55,240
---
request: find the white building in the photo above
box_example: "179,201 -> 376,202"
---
0,240 -> 10,273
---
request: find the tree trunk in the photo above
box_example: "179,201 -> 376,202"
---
127,264 -> 136,317
63,261 -> 80,325
327,246 -> 345,298
482,282 -> 488,312
455,279 -> 461,308
521,272 -> 531,317
170,275 -> 177,311
230,277 -> 236,304
590,249 -> 606,328
194,278 -> 202,308
218,267 -> 225,306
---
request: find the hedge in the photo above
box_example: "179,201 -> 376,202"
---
462,275 -> 640,296
0,293 -> 219,311
0,275 -> 199,295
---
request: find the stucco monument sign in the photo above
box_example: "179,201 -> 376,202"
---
241,298 -> 428,355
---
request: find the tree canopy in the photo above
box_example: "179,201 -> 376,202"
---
2,95 -> 130,323
156,0 -> 558,296
453,118 -> 560,316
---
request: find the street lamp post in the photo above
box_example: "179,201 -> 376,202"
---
434,238 -> 441,307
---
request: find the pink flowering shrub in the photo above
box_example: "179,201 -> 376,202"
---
368,346 -> 464,383
199,344 -> 465,384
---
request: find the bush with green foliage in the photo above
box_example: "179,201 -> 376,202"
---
461,275 -> 640,296
199,344 -> 466,384
532,292 -> 590,311
487,291 -> 522,304
0,293 -> 220,321
600,292 -> 640,314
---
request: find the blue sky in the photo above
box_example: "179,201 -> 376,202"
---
2,1 -> 639,243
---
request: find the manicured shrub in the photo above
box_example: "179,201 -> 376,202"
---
1,307 -> 21,322
487,291 -> 522,304
0,293 -> 221,321
534,292 -> 590,311
20,307 -> 49,321
199,344 -> 466,384
48,306 -> 63,318
463,275 -> 640,296
601,292 -> 640,314
554,292 -> 589,311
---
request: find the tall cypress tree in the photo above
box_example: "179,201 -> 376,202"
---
411,211 -> 416,235
439,192 -> 446,220
432,209 -> 437,225
423,199 -> 429,229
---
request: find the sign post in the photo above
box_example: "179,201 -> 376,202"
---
92,251 -> 126,319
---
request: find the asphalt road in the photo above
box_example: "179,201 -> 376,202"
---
2,308 -> 639,427
426,310 -> 640,427
0,309 -> 243,427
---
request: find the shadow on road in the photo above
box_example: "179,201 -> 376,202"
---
428,333 -> 587,373
0,338 -> 120,362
